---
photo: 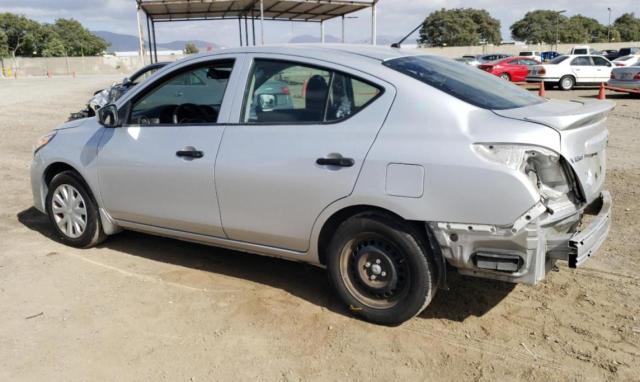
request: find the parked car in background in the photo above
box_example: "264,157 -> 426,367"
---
541,51 -> 560,62
69,62 -> 168,120
518,51 -> 542,61
608,61 -> 640,93
30,45 -> 613,325
478,56 -> 540,81
612,55 -> 640,67
461,53 -> 511,67
617,47 -> 640,58
602,49 -> 620,61
570,46 -> 591,55
455,57 -> 476,65
526,54 -> 613,90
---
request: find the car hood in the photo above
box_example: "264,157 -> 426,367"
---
55,116 -> 95,130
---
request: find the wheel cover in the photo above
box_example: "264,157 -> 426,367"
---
339,233 -> 411,309
51,184 -> 87,239
562,77 -> 573,89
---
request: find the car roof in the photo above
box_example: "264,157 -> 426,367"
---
188,44 -> 426,64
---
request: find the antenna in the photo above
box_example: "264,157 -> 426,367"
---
391,22 -> 424,48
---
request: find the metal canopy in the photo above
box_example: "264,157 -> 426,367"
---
135,0 -> 379,64
139,0 -> 375,22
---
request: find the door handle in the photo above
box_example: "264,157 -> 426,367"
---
176,147 -> 204,159
316,157 -> 354,167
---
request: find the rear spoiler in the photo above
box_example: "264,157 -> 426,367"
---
493,99 -> 616,131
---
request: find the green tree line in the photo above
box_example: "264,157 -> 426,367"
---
419,8 -> 640,47
0,13 -> 108,58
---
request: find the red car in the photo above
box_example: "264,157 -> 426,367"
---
478,56 -> 540,82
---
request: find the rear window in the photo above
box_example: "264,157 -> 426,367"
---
382,55 -> 542,110
550,56 -> 569,64
519,52 -> 533,56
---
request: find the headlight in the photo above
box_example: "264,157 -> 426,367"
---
33,131 -> 56,156
473,144 -> 570,200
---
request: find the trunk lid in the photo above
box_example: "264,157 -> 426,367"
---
493,99 -> 615,204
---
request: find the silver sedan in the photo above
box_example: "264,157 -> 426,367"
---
608,61 -> 640,92
31,45 -> 612,325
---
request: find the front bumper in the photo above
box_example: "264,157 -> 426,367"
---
431,191 -> 612,284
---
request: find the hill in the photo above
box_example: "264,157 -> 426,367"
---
93,31 -> 218,52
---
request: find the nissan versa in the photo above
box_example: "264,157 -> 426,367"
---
31,46 -> 612,326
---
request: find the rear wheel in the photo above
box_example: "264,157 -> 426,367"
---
559,75 -> 575,90
45,171 -> 106,248
326,212 -> 436,326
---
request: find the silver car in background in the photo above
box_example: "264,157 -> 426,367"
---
608,61 -> 640,92
31,46 -> 612,325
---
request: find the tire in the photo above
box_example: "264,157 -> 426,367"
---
326,212 -> 437,326
45,171 -> 106,248
499,73 -> 510,81
559,75 -> 575,91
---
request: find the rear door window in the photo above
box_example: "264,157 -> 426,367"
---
382,55 -> 542,110
242,59 -> 382,124
592,56 -> 611,66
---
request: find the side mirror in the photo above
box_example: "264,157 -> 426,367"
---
122,77 -> 132,86
97,104 -> 120,128
258,94 -> 276,111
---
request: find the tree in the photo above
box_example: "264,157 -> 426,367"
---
0,13 -> 41,58
37,25 -> 66,57
419,8 -> 501,47
0,30 -> 8,57
564,15 -> 609,43
50,18 -> 108,56
184,42 -> 199,54
510,10 -> 568,44
613,13 -> 640,42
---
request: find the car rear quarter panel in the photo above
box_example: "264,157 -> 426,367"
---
315,74 -> 561,232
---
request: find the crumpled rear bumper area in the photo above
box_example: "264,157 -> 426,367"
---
430,191 -> 612,285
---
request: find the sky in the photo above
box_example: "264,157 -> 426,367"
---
0,0 -> 638,46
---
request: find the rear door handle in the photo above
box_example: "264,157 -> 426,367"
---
316,157 -> 354,167
176,147 -> 204,159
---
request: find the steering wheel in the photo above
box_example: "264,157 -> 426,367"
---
172,103 -> 208,124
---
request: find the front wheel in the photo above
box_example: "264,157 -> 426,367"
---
499,73 -> 511,81
326,212 -> 437,326
45,171 -> 106,248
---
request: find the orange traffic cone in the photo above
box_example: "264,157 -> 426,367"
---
597,83 -> 606,100
538,81 -> 546,97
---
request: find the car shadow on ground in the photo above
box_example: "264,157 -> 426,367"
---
579,93 -> 639,100
17,206 -> 514,323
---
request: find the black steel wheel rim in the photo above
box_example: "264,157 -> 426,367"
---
339,233 -> 411,309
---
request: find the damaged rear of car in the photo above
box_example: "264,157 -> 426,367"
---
382,55 -> 612,285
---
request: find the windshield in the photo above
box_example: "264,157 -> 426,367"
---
550,56 -> 569,64
383,55 -> 543,110
520,52 -> 533,55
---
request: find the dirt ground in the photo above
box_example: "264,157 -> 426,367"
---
0,75 -> 639,381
